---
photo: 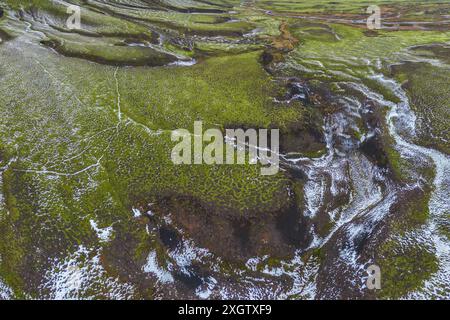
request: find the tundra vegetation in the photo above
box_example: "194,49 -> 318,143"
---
0,0 -> 449,299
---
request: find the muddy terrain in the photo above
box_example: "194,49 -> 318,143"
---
0,0 -> 449,299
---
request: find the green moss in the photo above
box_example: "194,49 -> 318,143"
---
257,0 -> 450,17
439,219 -> 450,241
392,194 -> 431,236
0,31 -> 304,298
317,218 -> 334,239
310,247 -> 326,265
376,184 -> 437,299
378,243 -> 438,299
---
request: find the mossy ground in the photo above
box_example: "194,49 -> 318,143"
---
0,0 -> 448,299
273,6 -> 449,299
392,62 -> 450,155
